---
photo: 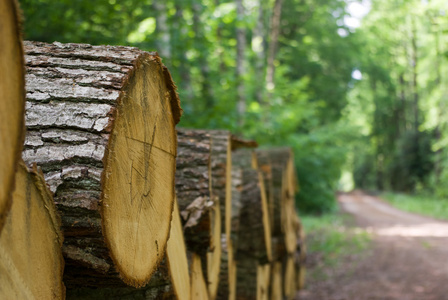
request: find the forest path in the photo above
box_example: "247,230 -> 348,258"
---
298,191 -> 448,300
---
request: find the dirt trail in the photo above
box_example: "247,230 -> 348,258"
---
298,191 -> 448,300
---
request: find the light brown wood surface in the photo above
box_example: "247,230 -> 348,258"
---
0,0 -> 25,232
23,41 -> 181,287
0,162 -> 64,299
191,253 -> 210,300
167,198 -> 191,300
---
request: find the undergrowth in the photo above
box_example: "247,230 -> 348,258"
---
301,211 -> 371,280
382,192 -> 448,221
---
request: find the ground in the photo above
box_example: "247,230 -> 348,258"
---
297,191 -> 448,300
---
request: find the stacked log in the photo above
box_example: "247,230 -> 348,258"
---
232,147 -> 272,300
23,41 -> 181,288
0,163 -> 65,299
65,197 -> 191,299
256,147 -> 306,300
0,9 -> 65,299
1,36 -> 306,299
0,0 -> 25,232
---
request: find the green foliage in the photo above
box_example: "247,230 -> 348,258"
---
21,0 -> 448,212
382,192 -> 448,220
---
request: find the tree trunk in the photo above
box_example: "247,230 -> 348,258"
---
0,162 -> 64,299
411,16 -> 419,132
253,0 -> 266,103
23,41 -> 181,288
173,3 -> 194,106
192,3 -> 214,108
236,0 -> 246,128
154,1 -> 171,60
0,0 -> 25,231
265,0 -> 283,93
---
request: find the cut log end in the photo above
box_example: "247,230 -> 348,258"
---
0,162 -> 64,299
0,0 -> 25,231
101,55 -> 177,287
191,253 -> 209,300
207,201 -> 222,300
167,198 -> 191,300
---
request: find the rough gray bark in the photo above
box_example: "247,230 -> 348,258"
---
176,129 -> 213,255
230,167 -> 242,252
22,41 -> 181,288
66,260 -> 174,300
217,233 -> 231,299
235,255 -> 258,300
233,149 -> 270,263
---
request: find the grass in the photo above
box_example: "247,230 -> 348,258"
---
381,192 -> 448,221
301,211 -> 371,279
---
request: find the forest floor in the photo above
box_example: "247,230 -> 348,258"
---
297,190 -> 448,300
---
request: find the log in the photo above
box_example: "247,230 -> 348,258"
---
233,148 -> 272,300
66,197 -> 191,300
283,255 -> 296,300
167,197 -> 191,300
175,129 -> 213,254
270,262 -> 282,300
0,162 -> 64,299
235,256 -> 257,300
233,149 -> 272,263
191,253 -> 209,300
256,264 -> 270,300
208,130 -> 232,300
176,129 -> 223,299
257,148 -> 300,258
0,0 -> 25,231
23,41 -> 181,287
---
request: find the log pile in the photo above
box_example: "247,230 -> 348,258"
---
0,38 -> 306,300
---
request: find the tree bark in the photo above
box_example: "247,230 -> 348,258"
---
0,162 -> 64,299
233,149 -> 272,263
192,3 -> 214,108
411,16 -> 419,132
0,0 -> 25,232
253,0 -> 266,103
176,129 -> 223,299
23,41 -> 181,288
265,0 -> 283,93
236,0 -> 247,128
176,129 -> 213,254
66,198 -> 191,300
154,1 -> 171,60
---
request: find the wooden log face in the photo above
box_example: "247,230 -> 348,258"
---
191,253 -> 209,300
23,41 -> 181,287
0,163 -> 64,299
167,198 -> 191,300
207,201 -> 222,300
102,57 -> 176,286
0,0 -> 25,231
